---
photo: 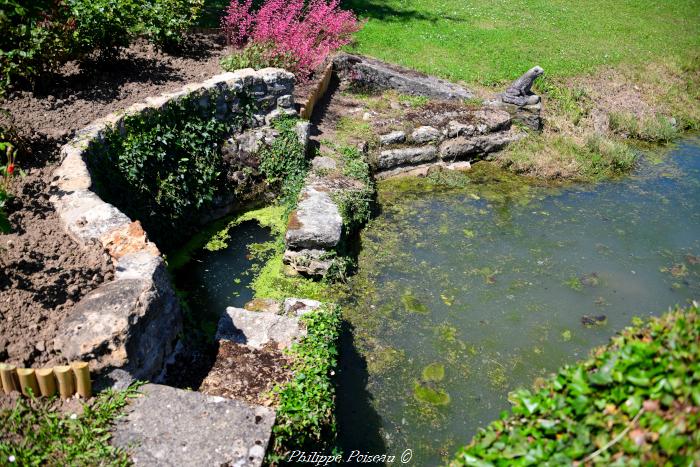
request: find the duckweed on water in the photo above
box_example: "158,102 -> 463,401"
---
422,363 -> 446,382
401,291 -> 429,314
413,381 -> 451,406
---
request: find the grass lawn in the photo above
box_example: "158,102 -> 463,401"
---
343,0 -> 700,84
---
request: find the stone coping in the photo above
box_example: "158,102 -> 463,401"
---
49,68 -> 296,382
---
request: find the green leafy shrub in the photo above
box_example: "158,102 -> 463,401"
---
0,0 -> 75,90
220,42 -> 294,72
141,0 -> 204,47
90,91 -> 252,250
67,0 -> 137,55
267,304 -> 342,463
257,116 -> 310,209
0,0 -> 203,92
451,304 -> 700,466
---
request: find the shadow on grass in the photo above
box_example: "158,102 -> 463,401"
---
342,0 -> 457,23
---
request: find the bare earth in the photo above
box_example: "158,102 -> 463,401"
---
0,34 -> 228,367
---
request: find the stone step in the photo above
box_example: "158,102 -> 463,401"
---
215,306 -> 307,350
111,383 -> 275,467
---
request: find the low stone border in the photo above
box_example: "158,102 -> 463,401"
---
49,68 -> 296,382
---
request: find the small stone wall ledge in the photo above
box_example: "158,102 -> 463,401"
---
49,67 -> 296,382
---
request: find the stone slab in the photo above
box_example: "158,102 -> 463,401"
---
376,146 -> 438,171
334,53 -> 474,100
285,186 -> 342,250
112,384 -> 275,467
216,307 -> 306,349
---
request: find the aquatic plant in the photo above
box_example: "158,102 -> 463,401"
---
401,291 -> 429,314
422,363 -> 446,382
451,304 -> 700,465
414,382 -> 451,406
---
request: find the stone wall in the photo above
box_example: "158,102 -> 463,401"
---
50,68 -> 297,382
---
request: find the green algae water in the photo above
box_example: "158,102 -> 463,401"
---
336,138 -> 700,465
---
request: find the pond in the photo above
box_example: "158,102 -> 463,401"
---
336,137 -> 700,464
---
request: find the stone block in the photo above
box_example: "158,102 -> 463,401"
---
411,126 -> 442,143
54,257 -> 181,380
111,384 -> 274,467
216,307 -> 306,350
285,186 -> 342,250
376,146 -> 438,170
379,131 -> 406,145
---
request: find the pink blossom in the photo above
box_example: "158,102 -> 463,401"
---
221,0 -> 362,79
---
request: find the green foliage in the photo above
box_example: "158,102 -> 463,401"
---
0,0 -> 202,91
257,116 -> 310,209
67,0 -> 136,55
91,90 -> 251,250
268,304 -> 342,462
0,0 -> 74,90
331,145 -> 375,230
609,112 -> 679,143
141,0 -> 204,47
220,42 -> 293,72
451,304 -> 700,466
0,383 -> 142,465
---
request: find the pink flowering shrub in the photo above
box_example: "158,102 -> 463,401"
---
221,0 -> 361,79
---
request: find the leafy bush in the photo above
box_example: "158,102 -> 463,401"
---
257,116 -> 310,209
0,0 -> 202,92
67,0 -> 136,55
90,91 -> 252,250
451,304 -> 700,466
221,0 -> 361,78
0,0 -> 75,89
141,0 -> 204,47
267,304 -> 342,463
220,42 -> 294,73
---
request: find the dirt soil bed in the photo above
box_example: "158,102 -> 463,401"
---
0,34 -> 227,368
199,341 -> 291,406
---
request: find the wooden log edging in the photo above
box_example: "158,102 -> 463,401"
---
0,362 -> 92,399
300,62 -> 334,120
